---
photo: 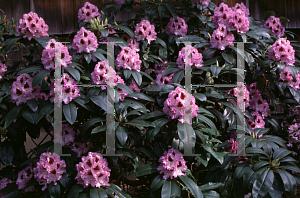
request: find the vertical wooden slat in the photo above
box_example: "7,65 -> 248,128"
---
285,0 -> 300,29
248,0 -> 285,21
10,0 -> 30,25
61,0 -> 76,34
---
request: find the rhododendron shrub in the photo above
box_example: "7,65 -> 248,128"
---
0,1 -> 299,198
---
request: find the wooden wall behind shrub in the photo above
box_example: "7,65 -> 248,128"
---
0,0 -> 299,34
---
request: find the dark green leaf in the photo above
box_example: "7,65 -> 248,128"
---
132,70 -> 142,86
155,37 -> 167,49
63,103 -> 77,125
279,16 -> 289,26
48,182 -> 60,198
17,66 -> 44,75
198,182 -> 224,191
173,70 -> 184,83
221,52 -> 234,64
179,175 -> 203,198
64,66 -> 80,82
32,70 -> 50,88
117,83 -> 134,95
277,169 -> 297,195
116,126 -> 128,146
151,175 -> 164,191
147,118 -> 169,142
264,11 -> 275,21
0,141 -> 14,166
90,188 -> 107,198
130,164 -> 158,177
5,106 -> 22,128
252,168 -> 274,198
68,185 -> 84,198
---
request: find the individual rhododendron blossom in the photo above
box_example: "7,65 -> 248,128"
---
156,73 -> 174,86
157,148 -> 187,180
224,138 -> 237,153
115,47 -> 142,72
17,12 -> 49,41
287,123 -> 300,152
41,39 -> 72,70
71,142 -> 93,157
232,2 -> 250,17
78,2 -> 101,23
210,24 -> 235,50
166,17 -> 188,36
134,20 -> 157,44
16,164 -> 33,190
249,92 -> 270,119
191,0 -> 210,6
163,86 -> 198,124
11,73 -> 42,106
212,3 -> 232,27
246,111 -> 265,138
269,38 -> 295,66
91,61 -> 116,90
72,27 -> 98,53
279,67 -> 300,90
0,178 -> 13,197
226,82 -> 250,111
75,152 -> 111,188
0,61 -> 7,80
227,8 -> 249,33
263,16 -> 285,38
33,152 -> 66,191
53,123 -> 76,146
176,45 -> 203,69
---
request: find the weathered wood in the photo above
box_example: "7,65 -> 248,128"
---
285,0 -> 300,28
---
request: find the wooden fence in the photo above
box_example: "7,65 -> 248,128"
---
0,0 -> 299,35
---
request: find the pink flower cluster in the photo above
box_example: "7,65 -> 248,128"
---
41,39 -> 72,70
0,178 -> 13,198
49,73 -> 80,105
210,24 -> 235,50
53,123 -> 76,146
155,61 -> 175,86
176,45 -> 203,69
157,148 -> 187,180
166,17 -> 188,36
134,20 -> 157,44
71,142 -> 93,158
11,73 -> 42,106
163,87 -> 198,125
191,0 -> 210,6
91,61 -> 117,90
212,2 -> 249,33
75,152 -> 111,188
72,27 -> 98,54
226,82 -> 250,111
121,34 -> 140,52
246,111 -> 265,137
248,83 -> 270,119
115,47 -> 142,72
262,16 -> 285,38
287,123 -> 300,152
78,2 -> 101,23
269,38 -> 295,66
0,61 -> 7,80
33,152 -> 66,191
16,164 -> 33,190
17,12 -> 49,41
225,138 -> 237,153
279,67 -> 300,90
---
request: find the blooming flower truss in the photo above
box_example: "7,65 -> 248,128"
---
0,178 -> 13,198
16,164 -> 33,190
176,45 -> 203,69
41,39 -> 72,70
11,73 -> 42,106
75,152 -> 111,188
71,142 -> 93,158
53,123 -> 76,146
226,82 -> 250,111
279,67 -> 300,90
269,38 -> 295,66
224,138 -> 238,153
163,87 -> 198,125
115,46 -> 142,72
0,61 -> 7,80
134,20 -> 157,44
157,148 -> 187,180
49,73 -> 80,105
262,16 -> 285,38
91,61 -> 117,90
248,88 -> 270,119
210,24 -> 235,50
156,72 -> 175,86
121,34 -> 140,52
246,111 -> 265,138
191,0 -> 210,6
212,2 -> 249,33
78,2 -> 101,23
33,152 -> 66,191
17,12 -> 49,41
166,17 -> 188,37
72,27 -> 98,54
287,123 -> 300,153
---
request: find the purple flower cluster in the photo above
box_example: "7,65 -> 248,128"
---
212,2 -> 249,33
0,178 -> 13,198
210,24 -> 235,50
17,12 -> 49,41
287,123 -> 300,152
157,148 -> 187,180
53,123 -> 76,146
78,2 -> 101,23
33,152 -> 66,191
41,39 -> 72,70
176,45 -> 203,69
226,82 -> 250,111
11,74 -> 42,106
269,38 -> 295,66
163,87 -> 198,125
191,0 -> 210,6
0,61 -> 7,80
279,67 -> 300,90
134,20 -> 157,44
116,47 -> 142,72
71,142 -> 93,158
262,16 -> 285,38
16,164 -> 33,190
166,17 -> 188,37
75,152 -> 111,188
155,61 -> 175,86
248,83 -> 270,119
121,34 -> 140,52
91,61 -> 117,90
246,111 -> 265,137
72,27 -> 98,54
